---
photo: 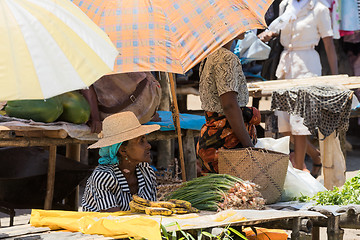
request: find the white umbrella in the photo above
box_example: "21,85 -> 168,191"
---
0,0 -> 118,101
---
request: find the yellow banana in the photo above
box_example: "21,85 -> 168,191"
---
149,201 -> 176,209
132,195 -> 151,206
189,207 -> 200,213
168,199 -> 192,209
171,207 -> 191,214
145,207 -> 173,216
129,200 -> 146,213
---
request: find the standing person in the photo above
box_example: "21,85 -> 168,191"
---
82,111 -> 160,212
258,0 -> 338,177
196,33 -> 261,174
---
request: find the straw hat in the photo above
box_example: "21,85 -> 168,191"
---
88,111 -> 160,149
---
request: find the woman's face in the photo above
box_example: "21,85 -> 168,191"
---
124,135 -> 152,164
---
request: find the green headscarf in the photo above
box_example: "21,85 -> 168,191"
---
98,142 -> 122,165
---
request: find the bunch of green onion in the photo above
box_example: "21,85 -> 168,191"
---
165,174 -> 243,211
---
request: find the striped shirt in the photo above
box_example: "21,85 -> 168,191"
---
82,162 -> 157,212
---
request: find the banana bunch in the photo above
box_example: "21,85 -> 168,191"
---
129,195 -> 200,216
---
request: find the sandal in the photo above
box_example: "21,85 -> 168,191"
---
311,163 -> 322,178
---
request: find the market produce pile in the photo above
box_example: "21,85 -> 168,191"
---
299,172 -> 360,205
218,181 -> 265,210
4,91 -> 90,124
130,195 -> 199,216
166,174 -> 265,211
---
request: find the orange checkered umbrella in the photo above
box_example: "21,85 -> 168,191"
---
71,0 -> 272,74
72,0 -> 272,181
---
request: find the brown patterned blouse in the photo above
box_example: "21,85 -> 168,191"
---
199,47 -> 249,114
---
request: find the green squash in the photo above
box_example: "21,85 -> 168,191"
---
5,97 -> 63,123
58,91 -> 90,124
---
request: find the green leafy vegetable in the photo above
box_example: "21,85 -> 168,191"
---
298,172 -> 360,205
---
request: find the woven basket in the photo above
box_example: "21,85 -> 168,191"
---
218,147 -> 289,204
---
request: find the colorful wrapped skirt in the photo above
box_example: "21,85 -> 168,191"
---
196,107 -> 260,173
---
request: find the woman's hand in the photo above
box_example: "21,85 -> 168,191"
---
258,30 -> 278,42
100,207 -> 121,212
220,91 -> 254,148
88,118 -> 102,133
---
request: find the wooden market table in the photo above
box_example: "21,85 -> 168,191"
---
0,209 -> 326,240
247,75 -> 360,98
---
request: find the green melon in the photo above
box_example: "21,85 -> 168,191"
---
58,91 -> 90,124
5,97 -> 63,123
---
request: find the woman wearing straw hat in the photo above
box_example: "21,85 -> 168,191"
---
82,111 -> 160,212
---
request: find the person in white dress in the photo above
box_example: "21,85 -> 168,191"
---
259,0 -> 338,177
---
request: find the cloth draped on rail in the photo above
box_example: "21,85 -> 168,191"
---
196,108 -> 260,173
271,85 -> 353,138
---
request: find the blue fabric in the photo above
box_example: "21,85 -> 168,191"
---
243,71 -> 267,81
98,142 -> 122,165
340,0 -> 360,31
145,111 -> 205,131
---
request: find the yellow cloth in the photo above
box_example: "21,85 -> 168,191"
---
30,209 -> 161,240
30,209 -> 247,239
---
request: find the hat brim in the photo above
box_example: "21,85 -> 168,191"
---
88,124 -> 160,149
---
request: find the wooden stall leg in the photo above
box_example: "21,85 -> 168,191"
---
252,97 -> 261,109
157,140 -> 173,169
291,217 -> 301,240
65,143 -> 81,211
264,112 -> 279,138
291,217 -> 313,240
156,72 -> 174,171
0,207 -> 15,227
312,227 -> 320,240
327,216 -> 344,240
44,145 -> 57,210
264,112 -> 273,138
9,209 -> 15,227
183,130 -> 197,181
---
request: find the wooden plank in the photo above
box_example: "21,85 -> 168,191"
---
44,145 -> 57,210
0,137 -> 94,147
0,129 -> 68,139
248,75 -> 360,97
0,224 -> 113,239
0,130 -> 15,138
0,130 -> 199,146
147,129 -> 201,141
0,225 -> 50,239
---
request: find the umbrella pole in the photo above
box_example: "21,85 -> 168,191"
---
166,72 -> 187,182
